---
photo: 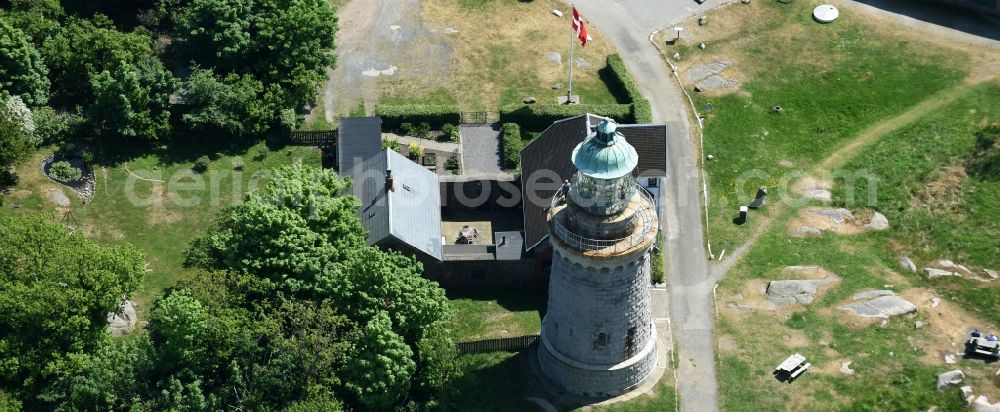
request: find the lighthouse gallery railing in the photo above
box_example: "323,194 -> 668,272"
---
550,187 -> 657,254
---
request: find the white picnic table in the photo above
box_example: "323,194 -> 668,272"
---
775,353 -> 811,379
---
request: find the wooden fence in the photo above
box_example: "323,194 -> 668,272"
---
289,130 -> 337,146
460,111 -> 500,125
456,335 -> 539,355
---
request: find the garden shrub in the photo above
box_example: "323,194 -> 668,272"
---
445,152 -> 460,172
382,138 -> 401,151
441,123 -> 459,142
407,142 -> 423,160
500,123 -> 522,169
650,233 -> 665,284
49,161 -> 82,182
374,104 -> 461,130
193,155 -> 210,173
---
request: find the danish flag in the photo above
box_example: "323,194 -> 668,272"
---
572,6 -> 589,47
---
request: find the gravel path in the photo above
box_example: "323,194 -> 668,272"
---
459,125 -> 503,174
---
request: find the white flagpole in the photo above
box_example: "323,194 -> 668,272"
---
566,7 -> 576,104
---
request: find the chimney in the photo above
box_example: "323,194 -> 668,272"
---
385,169 -> 394,192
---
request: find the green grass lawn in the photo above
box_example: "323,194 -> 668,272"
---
668,0 -> 970,255
832,81 -> 1000,322
714,81 -> 1000,410
447,288 -> 546,342
0,141 -> 322,313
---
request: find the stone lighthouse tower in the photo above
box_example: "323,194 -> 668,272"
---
538,118 -> 659,396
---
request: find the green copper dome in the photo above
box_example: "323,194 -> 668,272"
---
571,118 -> 638,179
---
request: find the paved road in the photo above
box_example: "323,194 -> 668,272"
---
569,1 -> 730,411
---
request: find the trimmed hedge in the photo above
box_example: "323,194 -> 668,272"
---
607,54 -> 653,124
606,54 -> 643,103
500,123 -> 522,169
499,103 -> 633,130
631,99 -> 652,124
374,104 -> 461,130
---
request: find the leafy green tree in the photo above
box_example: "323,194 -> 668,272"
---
175,0 -> 255,67
149,290 -> 210,374
184,163 -> 458,409
181,68 -> 268,135
89,57 -> 177,140
340,312 -> 415,411
186,162 -> 364,291
172,0 -> 337,122
2,0 -> 63,43
0,94 -> 37,171
42,15 -> 152,106
39,335 -> 155,411
0,215 -> 144,408
0,16 -> 50,105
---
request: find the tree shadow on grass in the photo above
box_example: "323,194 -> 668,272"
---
441,350 -> 543,411
89,130 -> 288,167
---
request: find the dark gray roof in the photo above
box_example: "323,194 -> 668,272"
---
350,149 -> 443,261
519,114 -> 669,250
338,117 -> 382,173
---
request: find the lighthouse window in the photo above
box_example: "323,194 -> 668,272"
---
593,332 -> 609,348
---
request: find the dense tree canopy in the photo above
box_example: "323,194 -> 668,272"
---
42,15 -> 154,108
88,57 -> 177,140
0,215 -> 145,407
0,17 -> 50,105
0,0 -> 338,146
173,0 -> 337,108
182,163 -> 458,409
181,68 -> 268,135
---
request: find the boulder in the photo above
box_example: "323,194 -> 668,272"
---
900,256 -> 917,273
984,269 -> 998,280
915,320 -> 926,329
107,300 -> 138,337
936,369 -> 964,390
840,293 -> 917,318
931,298 -> 941,308
796,225 -> 822,236
545,51 -> 562,66
852,290 -> 896,301
936,260 -> 972,276
944,354 -> 956,364
765,274 -> 839,307
962,386 -> 974,399
814,208 -> 853,224
865,212 -> 890,230
803,189 -> 832,201
840,361 -> 855,375
925,268 -> 958,279
970,395 -> 1000,412
523,96 -> 537,104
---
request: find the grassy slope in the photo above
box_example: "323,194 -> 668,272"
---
670,0 -> 969,253
716,82 -> 1000,411
0,142 -> 322,312
834,82 -> 1000,321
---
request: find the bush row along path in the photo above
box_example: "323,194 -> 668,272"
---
571,1 -> 732,411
